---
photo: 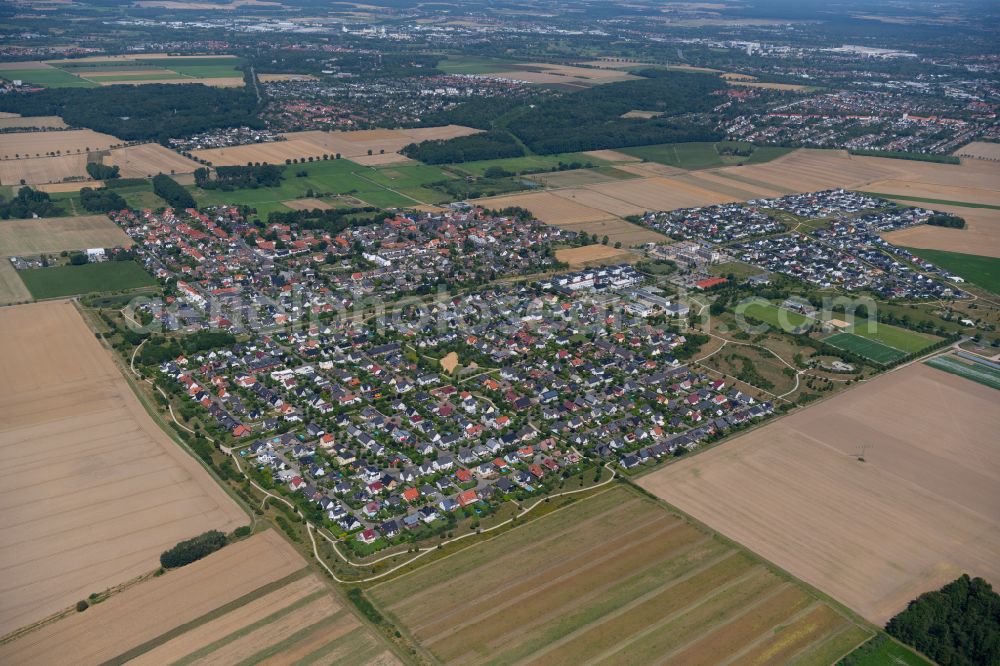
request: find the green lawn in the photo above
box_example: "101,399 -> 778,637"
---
838,634 -> 934,666
18,261 -> 156,299
617,141 -> 793,170
50,182 -> 168,215
739,300 -> 813,332
925,355 -> 1000,391
436,57 -> 525,75
847,321 -> 940,353
450,152 -> 610,177
167,65 -> 243,79
709,261 -> 767,279
82,72 -> 188,82
823,332 -> 907,364
0,67 -> 97,88
356,164 -> 454,203
190,160 -> 449,213
904,247 -> 1000,296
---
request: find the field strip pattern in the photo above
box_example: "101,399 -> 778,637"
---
926,355 -> 1000,391
0,530 -> 306,665
125,573 -> 328,666
370,486 -> 866,665
0,302 -> 246,636
636,362 -> 1000,626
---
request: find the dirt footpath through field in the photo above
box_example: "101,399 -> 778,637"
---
638,362 -> 1000,625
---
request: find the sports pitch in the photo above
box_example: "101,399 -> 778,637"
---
823,332 -> 907,364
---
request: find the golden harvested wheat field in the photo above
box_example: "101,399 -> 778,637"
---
955,141 -> 1000,161
555,244 -> 637,267
882,205 -> 1000,258
192,125 -> 479,166
0,115 -> 67,130
638,363 -> 1000,625
472,191 -> 665,245
0,214 -> 131,256
0,259 -> 30,305
0,154 -> 88,186
0,129 -> 121,158
474,149 -> 1000,247
490,63 -> 639,86
475,191 -> 615,224
0,529 -> 396,666
864,178 -> 1000,207
0,301 -> 247,635
371,486 -> 871,665
104,143 -> 201,178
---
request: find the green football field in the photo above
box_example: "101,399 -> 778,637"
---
847,321 -> 940,353
823,332 -> 907,364
739,300 -> 813,332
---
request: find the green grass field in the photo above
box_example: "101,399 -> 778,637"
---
925,355 -> 1000,391
0,67 -> 97,88
847,321 -> 940,353
450,152 -> 610,177
904,247 -> 1000,295
50,183 -> 167,215
4,57 -> 244,88
157,65 -> 241,78
359,164 -> 454,203
617,141 -> 793,170
82,73 -> 188,82
823,332 -> 907,364
18,261 -> 155,299
838,634 -> 934,666
436,57 -> 525,74
740,300 -> 813,332
708,260 -> 767,279
190,160 -> 456,213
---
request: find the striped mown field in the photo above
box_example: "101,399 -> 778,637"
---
0,529 -> 400,666
369,485 -> 871,665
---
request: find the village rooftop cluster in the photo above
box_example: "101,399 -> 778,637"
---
631,189 -> 966,300
154,280 -> 774,552
723,90 -> 992,154
113,204 -> 568,333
